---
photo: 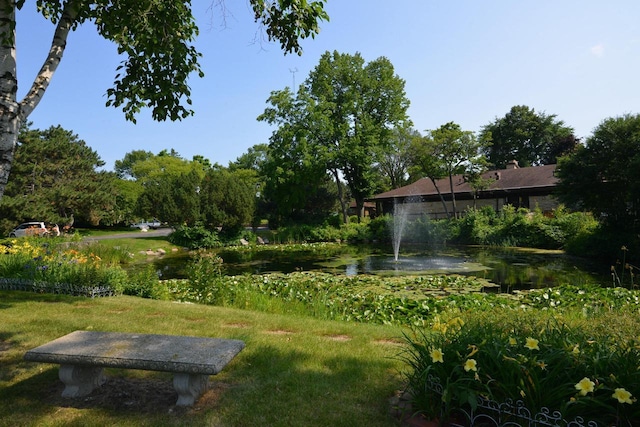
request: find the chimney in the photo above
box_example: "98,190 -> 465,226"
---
506,160 -> 519,169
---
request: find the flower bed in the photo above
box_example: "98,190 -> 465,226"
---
401,310 -> 640,426
0,239 -> 128,296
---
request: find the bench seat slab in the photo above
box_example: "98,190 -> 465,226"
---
24,331 -> 245,406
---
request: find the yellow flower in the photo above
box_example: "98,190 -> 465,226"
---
430,348 -> 444,363
575,377 -> 595,396
508,337 -> 517,346
525,337 -> 540,351
432,322 -> 447,334
464,359 -> 477,372
572,344 -> 580,355
612,388 -> 634,404
537,361 -> 547,370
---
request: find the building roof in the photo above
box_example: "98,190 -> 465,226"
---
371,163 -> 558,201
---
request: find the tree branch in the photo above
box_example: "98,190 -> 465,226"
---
19,0 -> 80,120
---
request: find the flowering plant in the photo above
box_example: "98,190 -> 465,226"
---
0,239 -> 128,292
401,310 -> 640,425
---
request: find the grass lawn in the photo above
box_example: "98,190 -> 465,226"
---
0,291 -> 407,427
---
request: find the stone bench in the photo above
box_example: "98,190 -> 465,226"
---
24,330 -> 245,406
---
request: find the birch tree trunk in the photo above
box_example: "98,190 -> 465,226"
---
0,1 -> 77,200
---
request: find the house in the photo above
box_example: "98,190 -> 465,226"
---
369,161 -> 559,220
347,201 -> 377,218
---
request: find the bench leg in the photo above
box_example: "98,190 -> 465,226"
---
59,364 -> 106,398
173,373 -> 209,406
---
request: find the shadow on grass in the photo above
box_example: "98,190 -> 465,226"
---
4,342 -> 400,427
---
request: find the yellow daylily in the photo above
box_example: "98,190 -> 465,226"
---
574,377 -> 595,396
612,388 -> 634,404
464,359 -> 477,372
508,337 -> 517,346
524,337 -> 540,351
430,348 -> 444,363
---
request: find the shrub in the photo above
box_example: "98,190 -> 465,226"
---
182,250 -> 225,304
122,266 -> 167,299
168,225 -> 222,249
367,215 -> 392,242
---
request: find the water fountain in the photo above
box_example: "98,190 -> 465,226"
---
392,200 -> 409,261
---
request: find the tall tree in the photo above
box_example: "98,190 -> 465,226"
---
229,143 -> 269,172
423,122 -> 488,219
480,105 -> 577,169
259,51 -> 410,223
258,89 -> 332,226
556,113 -> 640,230
199,168 -> 256,235
0,0 -> 329,201
376,125 -> 419,190
0,125 -> 117,229
408,135 -> 450,218
114,150 -> 154,179
136,168 -> 202,226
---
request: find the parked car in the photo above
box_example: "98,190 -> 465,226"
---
130,219 -> 162,230
9,222 -> 49,237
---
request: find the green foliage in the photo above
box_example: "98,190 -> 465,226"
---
122,266 -> 168,300
401,310 -> 640,425
167,225 -> 222,249
480,105 -> 577,168
411,122 -> 490,219
249,0 -> 329,55
200,168 -> 256,235
0,238 -> 129,293
114,150 -> 154,180
136,167 -> 202,226
259,51 -> 411,223
376,125 -> 419,190
455,206 -> 597,249
556,113 -> 640,230
271,221 -> 375,244
0,125 -> 118,228
182,250 -> 225,304
367,215 -> 393,242
164,270 -> 507,326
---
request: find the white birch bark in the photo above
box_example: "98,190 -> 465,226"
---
0,0 -> 78,200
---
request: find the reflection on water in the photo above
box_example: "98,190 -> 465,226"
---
151,245 -> 610,291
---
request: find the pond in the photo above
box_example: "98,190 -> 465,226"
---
151,244 -> 612,292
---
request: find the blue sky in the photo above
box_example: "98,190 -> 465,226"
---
17,1 -> 640,171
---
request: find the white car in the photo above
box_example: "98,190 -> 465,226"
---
130,219 -> 162,230
9,222 -> 49,237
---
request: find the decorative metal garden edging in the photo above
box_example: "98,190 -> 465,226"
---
0,277 -> 118,298
425,374 -> 599,427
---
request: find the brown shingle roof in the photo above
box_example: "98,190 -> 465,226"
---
371,164 -> 557,200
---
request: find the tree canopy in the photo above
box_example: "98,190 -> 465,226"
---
556,113 -> 640,229
0,124 -> 117,230
259,51 -> 410,222
0,0 -> 329,202
411,122 -> 489,218
480,105 -> 577,169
